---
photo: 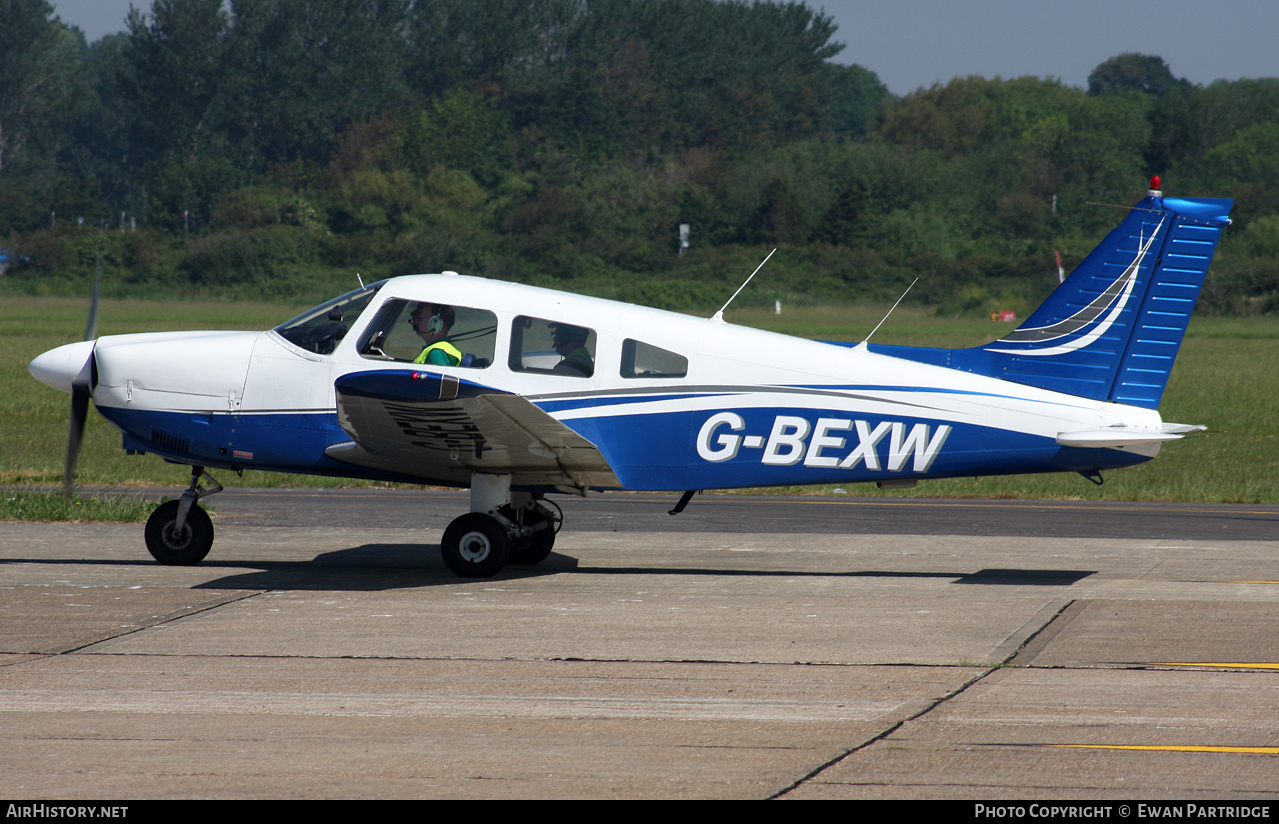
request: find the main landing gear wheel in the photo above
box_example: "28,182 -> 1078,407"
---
145,500 -> 214,566
441,513 -> 511,578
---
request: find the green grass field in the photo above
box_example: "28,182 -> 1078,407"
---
4,295 -> 1277,504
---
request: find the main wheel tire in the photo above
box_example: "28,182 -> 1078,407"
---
145,500 -> 214,566
441,513 -> 511,578
502,505 -> 557,566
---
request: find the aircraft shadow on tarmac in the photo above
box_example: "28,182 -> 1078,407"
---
3,547 -> 1097,591
174,544 -> 1096,591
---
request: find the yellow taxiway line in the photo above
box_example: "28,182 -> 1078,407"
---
1154,662 -> 1279,669
1051,744 -> 1279,754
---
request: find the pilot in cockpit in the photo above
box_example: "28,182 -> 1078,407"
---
410,303 -> 462,366
551,323 -> 594,376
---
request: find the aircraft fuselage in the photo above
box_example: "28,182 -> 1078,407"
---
63,274 -> 1160,492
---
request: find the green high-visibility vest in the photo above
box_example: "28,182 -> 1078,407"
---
414,340 -> 462,366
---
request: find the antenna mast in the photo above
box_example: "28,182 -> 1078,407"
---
711,248 -> 776,324
860,277 -> 918,346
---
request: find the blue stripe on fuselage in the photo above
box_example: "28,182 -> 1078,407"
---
98,399 -> 1150,491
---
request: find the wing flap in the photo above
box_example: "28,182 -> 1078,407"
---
327,369 -> 620,489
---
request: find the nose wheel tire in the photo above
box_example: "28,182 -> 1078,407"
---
145,500 -> 214,566
441,513 -> 511,578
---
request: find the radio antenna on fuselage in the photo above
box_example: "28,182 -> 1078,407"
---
858,277 -> 918,348
711,248 -> 776,324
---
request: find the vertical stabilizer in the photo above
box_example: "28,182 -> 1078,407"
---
908,185 -> 1233,408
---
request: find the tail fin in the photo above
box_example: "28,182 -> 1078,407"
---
874,184 -> 1232,408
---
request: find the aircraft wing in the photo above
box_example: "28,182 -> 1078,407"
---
326,369 -> 620,490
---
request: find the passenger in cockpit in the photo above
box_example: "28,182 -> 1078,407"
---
551,323 -> 594,376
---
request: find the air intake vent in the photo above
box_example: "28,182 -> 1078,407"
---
150,428 -> 191,455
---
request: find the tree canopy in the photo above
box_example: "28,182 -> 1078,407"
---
1,5 -> 1277,316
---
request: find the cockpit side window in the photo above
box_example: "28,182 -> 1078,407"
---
621,339 -> 688,378
274,282 -> 383,355
509,316 -> 596,377
357,298 -> 497,368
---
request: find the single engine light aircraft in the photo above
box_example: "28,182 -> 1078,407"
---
30,180 -> 1232,577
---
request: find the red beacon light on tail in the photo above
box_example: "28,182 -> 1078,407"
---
1149,175 -> 1162,196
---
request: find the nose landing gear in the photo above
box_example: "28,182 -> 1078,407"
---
144,466 -> 222,565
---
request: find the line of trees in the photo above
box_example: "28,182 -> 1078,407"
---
2,0 -> 1278,314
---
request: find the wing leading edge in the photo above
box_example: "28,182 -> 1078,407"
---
327,369 -> 621,490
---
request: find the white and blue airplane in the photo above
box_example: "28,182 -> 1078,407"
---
29,180 -> 1232,577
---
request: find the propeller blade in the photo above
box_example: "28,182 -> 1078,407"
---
84,244 -> 102,341
61,344 -> 96,498
63,382 -> 90,498
65,241 -> 103,496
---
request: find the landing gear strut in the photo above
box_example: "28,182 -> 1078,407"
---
440,474 -> 562,577
145,466 -> 222,565
502,497 -> 561,566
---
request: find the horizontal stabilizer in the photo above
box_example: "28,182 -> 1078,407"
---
1055,421 -> 1205,449
1056,430 -> 1181,449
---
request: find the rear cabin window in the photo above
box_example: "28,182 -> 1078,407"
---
621,339 -> 688,379
509,316 -> 596,377
358,299 -> 497,368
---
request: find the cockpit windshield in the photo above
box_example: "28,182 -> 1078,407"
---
274,280 -> 386,355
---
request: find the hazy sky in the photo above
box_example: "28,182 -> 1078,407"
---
52,0 -> 1279,96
